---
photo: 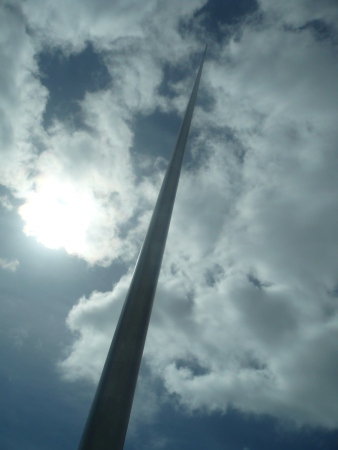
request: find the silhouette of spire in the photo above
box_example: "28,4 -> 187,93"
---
78,47 -> 207,450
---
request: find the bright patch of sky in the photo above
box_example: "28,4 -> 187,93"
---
1,0 -> 338,449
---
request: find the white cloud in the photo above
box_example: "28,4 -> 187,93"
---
0,4 -> 48,194
0,195 -> 14,211
1,0 -> 338,433
258,0 -> 338,28
60,283 -> 128,382
0,0 -> 206,266
22,0 -> 205,54
58,0 -> 338,431
0,258 -> 19,272
18,91 -> 140,265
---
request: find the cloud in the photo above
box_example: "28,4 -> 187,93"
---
0,195 -> 13,211
0,3 -> 48,194
0,257 -> 19,272
22,0 -> 206,55
58,275 -> 161,426
259,0 -> 338,28
0,0 -> 206,266
58,0 -> 338,431
1,0 -> 338,433
11,326 -> 29,347
18,91 -> 140,265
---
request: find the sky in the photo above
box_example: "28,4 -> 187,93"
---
1,0 -> 338,449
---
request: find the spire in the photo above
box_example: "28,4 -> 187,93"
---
78,48 -> 206,450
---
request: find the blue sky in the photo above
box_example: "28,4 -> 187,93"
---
1,0 -> 338,449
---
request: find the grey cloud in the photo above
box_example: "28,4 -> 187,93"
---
0,0 -> 208,267
59,275 -> 131,382
2,0 -> 338,434
259,0 -> 338,28
0,5 -> 48,193
59,0 -> 338,431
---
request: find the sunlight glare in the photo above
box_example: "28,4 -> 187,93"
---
19,180 -> 95,254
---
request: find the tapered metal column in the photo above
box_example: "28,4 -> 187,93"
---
78,47 -> 206,450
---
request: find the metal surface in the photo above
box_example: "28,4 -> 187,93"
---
78,47 -> 206,450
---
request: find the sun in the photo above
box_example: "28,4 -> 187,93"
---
19,180 -> 94,255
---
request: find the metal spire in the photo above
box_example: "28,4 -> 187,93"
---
78,47 -> 207,450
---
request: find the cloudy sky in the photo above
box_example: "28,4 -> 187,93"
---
1,0 -> 338,449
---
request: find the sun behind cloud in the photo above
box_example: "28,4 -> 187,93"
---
19,179 -> 95,254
